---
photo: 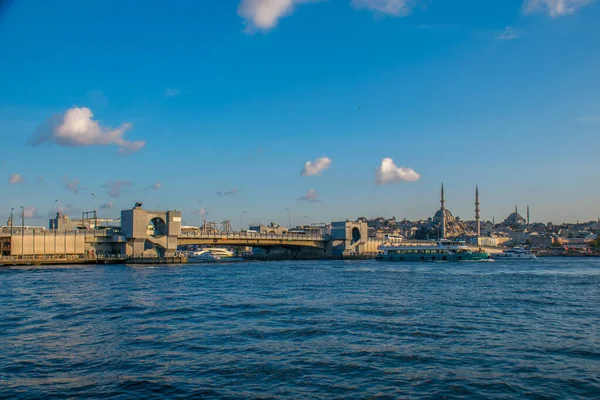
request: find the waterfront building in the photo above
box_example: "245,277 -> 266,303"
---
330,220 -> 368,255
49,212 -> 120,231
249,223 -> 287,235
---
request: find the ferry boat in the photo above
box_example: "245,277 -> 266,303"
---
376,240 -> 491,262
187,250 -> 221,263
203,248 -> 236,258
186,248 -> 245,263
492,246 -> 537,260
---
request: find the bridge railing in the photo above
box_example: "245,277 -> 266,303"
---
178,231 -> 329,241
0,228 -> 119,237
0,228 -> 330,241
0,254 -> 127,261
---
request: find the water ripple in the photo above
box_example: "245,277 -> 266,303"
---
1,258 -> 599,399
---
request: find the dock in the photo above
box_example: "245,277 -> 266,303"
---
0,255 -> 187,267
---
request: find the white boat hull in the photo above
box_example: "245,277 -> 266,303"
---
492,254 -> 537,260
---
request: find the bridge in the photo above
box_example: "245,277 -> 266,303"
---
0,205 -> 371,259
177,231 -> 329,250
0,227 -> 333,258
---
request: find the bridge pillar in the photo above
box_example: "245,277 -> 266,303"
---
324,240 -> 333,256
121,204 -> 182,257
330,221 -> 368,256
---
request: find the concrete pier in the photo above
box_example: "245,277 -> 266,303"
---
0,255 -> 187,267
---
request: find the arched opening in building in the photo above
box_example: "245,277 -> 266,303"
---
149,217 -> 168,236
351,227 -> 361,244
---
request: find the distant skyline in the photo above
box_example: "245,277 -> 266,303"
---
1,0 -> 599,226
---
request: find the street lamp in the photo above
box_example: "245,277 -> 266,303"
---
285,207 -> 291,229
91,193 -> 97,228
197,200 -> 206,229
240,210 -> 247,232
10,207 -> 13,236
20,206 -> 24,258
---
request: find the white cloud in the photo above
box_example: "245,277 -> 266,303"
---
301,157 -> 332,176
298,188 -> 321,203
192,207 -> 208,217
146,183 -> 162,190
164,88 -> 181,97
100,202 -> 115,209
103,180 -> 133,198
523,0 -> 592,17
63,177 -> 82,194
352,0 -> 417,16
8,173 -> 22,184
497,26 -> 519,40
217,188 -> 239,196
239,0 -> 316,31
31,107 -> 145,154
56,204 -> 82,216
238,0 -> 420,32
23,206 -> 38,219
375,158 -> 420,185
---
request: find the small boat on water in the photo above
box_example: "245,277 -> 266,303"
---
186,249 -> 245,263
187,250 -> 221,263
203,248 -> 236,259
376,239 -> 491,262
492,246 -> 537,260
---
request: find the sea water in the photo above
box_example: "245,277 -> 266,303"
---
1,258 -> 598,399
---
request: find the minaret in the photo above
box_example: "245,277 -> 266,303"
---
527,205 -> 530,225
440,183 -> 446,239
515,205 -> 518,215
475,185 -> 481,237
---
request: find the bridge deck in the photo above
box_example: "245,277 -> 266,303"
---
177,232 -> 329,249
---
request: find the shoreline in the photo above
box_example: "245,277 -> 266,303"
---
2,254 -> 600,266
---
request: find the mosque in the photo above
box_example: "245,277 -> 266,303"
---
430,184 -> 479,239
431,184 -> 530,239
501,205 -> 529,226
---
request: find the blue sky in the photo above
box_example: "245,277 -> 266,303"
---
1,0 -> 599,228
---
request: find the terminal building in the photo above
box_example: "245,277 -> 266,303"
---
0,203 -> 182,258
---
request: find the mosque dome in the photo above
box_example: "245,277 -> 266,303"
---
433,209 -> 454,224
503,209 -> 526,226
